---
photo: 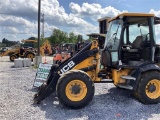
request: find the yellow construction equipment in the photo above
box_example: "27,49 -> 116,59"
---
0,49 -> 19,57
0,39 -> 52,61
34,13 -> 160,109
40,40 -> 52,56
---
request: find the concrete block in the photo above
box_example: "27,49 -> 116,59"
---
14,58 -> 23,68
23,59 -> 28,67
26,59 -> 31,67
23,58 -> 31,67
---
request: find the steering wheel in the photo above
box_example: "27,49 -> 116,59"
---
141,33 -> 150,48
145,33 -> 150,41
145,33 -> 150,46
112,33 -> 117,41
107,33 -> 117,49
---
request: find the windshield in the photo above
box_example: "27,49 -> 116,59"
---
104,19 -> 123,50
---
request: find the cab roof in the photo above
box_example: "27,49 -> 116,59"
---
21,39 -> 37,43
109,13 -> 155,22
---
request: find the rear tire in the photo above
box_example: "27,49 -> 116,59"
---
56,70 -> 95,109
134,71 -> 160,104
25,52 -> 35,61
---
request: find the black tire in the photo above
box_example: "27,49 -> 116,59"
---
134,71 -> 160,104
10,54 -> 17,62
56,70 -> 95,109
25,52 -> 35,61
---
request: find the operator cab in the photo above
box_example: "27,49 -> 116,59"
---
101,13 -> 160,68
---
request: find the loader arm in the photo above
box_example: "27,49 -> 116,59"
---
0,49 -> 19,57
34,40 -> 99,103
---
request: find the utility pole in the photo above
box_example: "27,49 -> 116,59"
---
41,13 -> 44,39
34,0 -> 42,66
37,0 -> 41,56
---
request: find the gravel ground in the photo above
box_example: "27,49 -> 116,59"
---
0,56 -> 160,120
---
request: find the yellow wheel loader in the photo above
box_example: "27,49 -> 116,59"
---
34,13 -> 160,109
1,40 -> 52,61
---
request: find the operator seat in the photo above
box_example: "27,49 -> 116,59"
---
128,35 -> 144,53
122,35 -> 144,62
132,35 -> 144,49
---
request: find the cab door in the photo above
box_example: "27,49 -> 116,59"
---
104,19 -> 123,66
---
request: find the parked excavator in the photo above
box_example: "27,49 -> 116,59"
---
34,13 -> 160,109
0,39 -> 52,61
39,40 -> 52,56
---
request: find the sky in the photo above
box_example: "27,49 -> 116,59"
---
0,0 -> 160,42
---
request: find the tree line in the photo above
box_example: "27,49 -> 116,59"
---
47,29 -> 83,45
1,38 -> 19,47
0,29 -> 84,47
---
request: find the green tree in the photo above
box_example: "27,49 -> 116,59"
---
48,29 -> 64,44
77,34 -> 83,43
1,38 -> 19,47
68,32 -> 78,43
28,37 -> 36,40
48,29 -> 79,44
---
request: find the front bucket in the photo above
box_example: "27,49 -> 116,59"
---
33,64 -> 60,103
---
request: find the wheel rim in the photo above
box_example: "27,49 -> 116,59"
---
11,56 -> 15,61
66,80 -> 87,101
27,54 -> 34,59
146,79 -> 160,99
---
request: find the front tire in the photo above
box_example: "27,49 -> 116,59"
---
134,71 -> 160,104
56,70 -> 95,109
10,54 -> 17,62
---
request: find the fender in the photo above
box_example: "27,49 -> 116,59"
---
129,63 -> 160,90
